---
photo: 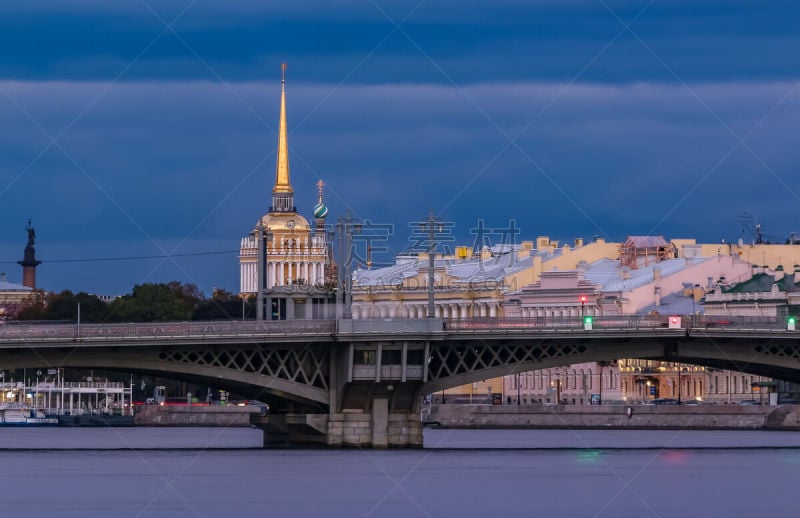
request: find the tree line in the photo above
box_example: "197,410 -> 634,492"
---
14,282 -> 256,322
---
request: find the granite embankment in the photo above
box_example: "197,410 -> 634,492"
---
135,405 -> 261,426
427,404 -> 800,430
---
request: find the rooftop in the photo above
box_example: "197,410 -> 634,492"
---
723,271 -> 799,293
353,245 -> 560,288
583,257 -> 707,293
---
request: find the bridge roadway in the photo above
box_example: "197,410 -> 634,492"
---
0,316 -> 798,447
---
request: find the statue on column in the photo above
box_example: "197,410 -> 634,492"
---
26,219 -> 36,246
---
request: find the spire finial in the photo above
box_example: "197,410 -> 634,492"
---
316,180 -> 325,200
272,62 -> 293,200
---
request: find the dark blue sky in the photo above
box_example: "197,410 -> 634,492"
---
2,0 -> 799,296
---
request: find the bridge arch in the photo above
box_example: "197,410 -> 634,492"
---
420,332 -> 800,396
0,346 -> 331,409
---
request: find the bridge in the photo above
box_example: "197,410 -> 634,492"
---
0,316 -> 798,447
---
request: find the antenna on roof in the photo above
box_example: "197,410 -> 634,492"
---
738,212 -> 763,245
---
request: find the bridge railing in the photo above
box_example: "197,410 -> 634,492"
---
443,316 -> 669,331
0,319 -> 337,340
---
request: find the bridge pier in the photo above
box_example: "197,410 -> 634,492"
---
253,407 -> 422,448
326,409 -> 422,448
254,411 -> 422,448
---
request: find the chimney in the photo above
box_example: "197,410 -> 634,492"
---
654,286 -> 661,306
536,236 -> 550,250
653,267 -> 661,282
0,272 -> 6,283
517,241 -> 533,260
707,276 -> 714,289
574,237 -> 584,248
621,268 -> 630,280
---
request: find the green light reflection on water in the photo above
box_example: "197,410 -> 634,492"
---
577,449 -> 603,463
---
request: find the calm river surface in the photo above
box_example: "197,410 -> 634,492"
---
0,427 -> 797,517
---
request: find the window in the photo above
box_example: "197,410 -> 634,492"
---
381,350 -> 402,365
354,350 -> 376,365
407,350 -> 424,365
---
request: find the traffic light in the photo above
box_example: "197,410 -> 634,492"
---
583,315 -> 593,330
579,295 -> 587,304
789,316 -> 796,331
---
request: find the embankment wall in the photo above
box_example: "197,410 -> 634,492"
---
428,404 -> 800,430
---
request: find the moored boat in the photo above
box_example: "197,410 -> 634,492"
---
0,407 -> 59,426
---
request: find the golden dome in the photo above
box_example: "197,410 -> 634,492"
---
256,212 -> 311,232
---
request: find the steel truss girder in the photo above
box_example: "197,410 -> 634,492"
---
160,346 -> 330,390
428,340 -> 588,380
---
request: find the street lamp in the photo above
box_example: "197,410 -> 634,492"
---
335,211 -> 362,319
35,370 -> 41,410
419,209 -> 444,318
691,284 -> 700,327
517,372 -> 521,405
254,223 -> 271,321
677,365 -> 688,404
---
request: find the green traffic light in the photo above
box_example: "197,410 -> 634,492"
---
584,316 -> 593,324
790,317 -> 796,324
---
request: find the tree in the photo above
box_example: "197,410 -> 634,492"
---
192,289 -> 253,321
109,282 -> 203,322
14,290 -> 47,320
43,291 -> 110,322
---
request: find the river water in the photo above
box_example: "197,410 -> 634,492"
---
0,427 -> 797,517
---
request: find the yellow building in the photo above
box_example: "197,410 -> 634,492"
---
352,236 -> 620,402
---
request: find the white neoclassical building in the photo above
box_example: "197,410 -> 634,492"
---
239,65 -> 334,319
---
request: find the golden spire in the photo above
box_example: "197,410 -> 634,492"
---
273,62 -> 292,194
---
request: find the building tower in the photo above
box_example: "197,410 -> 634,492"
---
18,219 -> 41,289
239,64 -> 332,319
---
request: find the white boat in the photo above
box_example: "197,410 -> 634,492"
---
0,407 -> 58,426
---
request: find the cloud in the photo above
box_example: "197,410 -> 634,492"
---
1,1 -> 799,84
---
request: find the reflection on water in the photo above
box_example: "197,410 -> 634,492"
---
0,428 -> 797,517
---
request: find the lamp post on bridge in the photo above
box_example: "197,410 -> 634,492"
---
335,211 -> 361,319
254,223 -> 272,321
419,210 -> 444,319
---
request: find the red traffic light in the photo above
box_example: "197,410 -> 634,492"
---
579,296 -> 587,304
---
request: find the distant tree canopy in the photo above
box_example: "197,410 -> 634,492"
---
16,290 -> 110,322
13,282 -> 253,323
192,289 -> 255,321
109,282 -> 203,322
